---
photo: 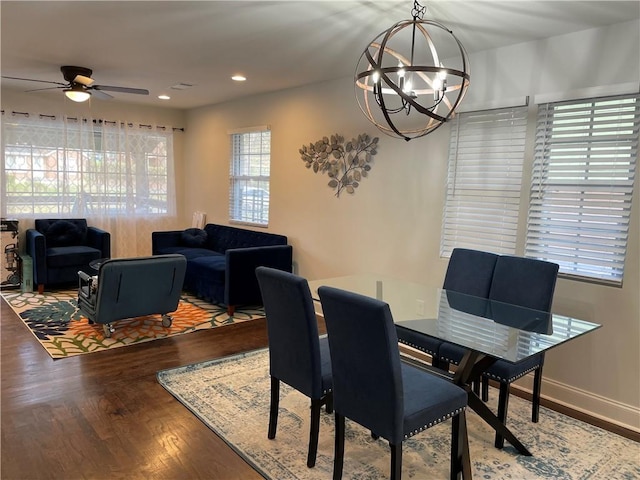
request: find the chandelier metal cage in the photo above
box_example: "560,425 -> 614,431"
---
354,1 -> 470,141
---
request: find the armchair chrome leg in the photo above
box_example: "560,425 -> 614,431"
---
102,323 -> 114,338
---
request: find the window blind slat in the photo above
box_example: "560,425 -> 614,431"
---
526,93 -> 639,285
441,106 -> 528,257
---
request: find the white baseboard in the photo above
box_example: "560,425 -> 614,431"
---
511,375 -> 640,434
397,346 -> 640,434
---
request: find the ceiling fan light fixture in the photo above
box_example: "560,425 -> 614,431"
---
64,84 -> 91,102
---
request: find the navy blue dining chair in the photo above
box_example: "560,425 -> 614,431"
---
406,248 -> 498,370
482,255 -> 559,448
255,266 -> 333,468
318,285 -> 470,480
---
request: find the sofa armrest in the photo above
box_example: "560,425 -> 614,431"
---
26,228 -> 47,285
86,227 -> 111,258
225,245 -> 293,306
152,230 -> 183,254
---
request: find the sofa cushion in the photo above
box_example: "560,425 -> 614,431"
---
189,255 -> 227,283
46,246 -> 102,268
181,228 -> 208,248
45,220 -> 87,247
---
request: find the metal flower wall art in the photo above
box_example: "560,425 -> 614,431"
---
300,133 -> 379,197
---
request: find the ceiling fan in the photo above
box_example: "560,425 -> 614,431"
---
1,66 -> 149,102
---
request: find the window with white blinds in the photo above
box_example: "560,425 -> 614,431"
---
440,106 -> 528,257
526,94 -> 639,286
229,127 -> 271,226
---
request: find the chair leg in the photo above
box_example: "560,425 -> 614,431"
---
389,442 -> 402,480
308,398 -> 322,468
268,377 -> 279,440
451,410 -> 471,480
226,305 -> 235,316
37,284 -> 44,294
472,379 -> 480,396
481,375 -> 489,402
532,367 -> 543,423
494,382 -> 510,449
431,356 -> 444,370
326,392 -> 334,414
333,413 -> 345,480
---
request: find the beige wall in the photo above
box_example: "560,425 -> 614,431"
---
182,20 -> 640,430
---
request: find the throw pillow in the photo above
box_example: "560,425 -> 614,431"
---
45,220 -> 86,247
181,228 -> 208,248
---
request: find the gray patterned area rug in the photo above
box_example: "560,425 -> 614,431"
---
157,349 -> 639,480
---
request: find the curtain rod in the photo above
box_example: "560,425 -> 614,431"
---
1,109 -> 185,132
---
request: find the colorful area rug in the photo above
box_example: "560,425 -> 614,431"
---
158,349 -> 640,480
2,289 -> 264,359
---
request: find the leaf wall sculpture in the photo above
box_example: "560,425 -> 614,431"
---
300,133 -> 379,197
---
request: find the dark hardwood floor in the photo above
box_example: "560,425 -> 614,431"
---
2,294 -> 637,480
1,296 -> 268,480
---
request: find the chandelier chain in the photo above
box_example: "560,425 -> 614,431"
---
411,0 -> 426,21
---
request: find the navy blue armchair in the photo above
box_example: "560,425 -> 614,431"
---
77,255 -> 186,338
318,286 -> 469,480
255,267 -> 332,468
26,218 -> 110,293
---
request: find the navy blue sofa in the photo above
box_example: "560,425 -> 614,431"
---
152,223 -> 292,314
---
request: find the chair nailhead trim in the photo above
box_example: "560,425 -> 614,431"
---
485,366 -> 539,383
398,339 -> 436,356
403,407 -> 466,440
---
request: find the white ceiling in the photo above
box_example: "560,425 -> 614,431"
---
1,1 -> 639,110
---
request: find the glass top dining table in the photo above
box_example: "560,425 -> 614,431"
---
307,273 -> 600,364
307,273 -> 602,457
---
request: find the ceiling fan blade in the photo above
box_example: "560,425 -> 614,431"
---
25,86 -> 65,93
1,75 -> 66,87
91,89 -> 113,100
93,85 -> 149,95
74,74 -> 95,86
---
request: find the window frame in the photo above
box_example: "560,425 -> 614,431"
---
228,126 -> 271,227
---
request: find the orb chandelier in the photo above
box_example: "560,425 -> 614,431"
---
354,1 -> 470,141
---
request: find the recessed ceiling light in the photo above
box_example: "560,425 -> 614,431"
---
231,75 -> 247,82
158,95 -> 171,100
